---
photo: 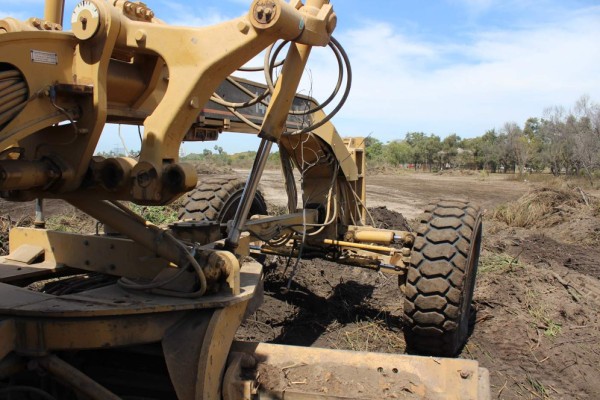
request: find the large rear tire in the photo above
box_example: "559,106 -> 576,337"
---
403,200 -> 482,357
178,176 -> 268,224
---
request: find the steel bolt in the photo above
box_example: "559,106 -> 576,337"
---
189,97 -> 200,109
459,370 -> 472,379
237,20 -> 249,34
135,30 -> 146,43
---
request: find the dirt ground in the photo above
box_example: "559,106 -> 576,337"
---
239,170 -> 600,399
2,170 -> 599,399
256,169 -> 526,220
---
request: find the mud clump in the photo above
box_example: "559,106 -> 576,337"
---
192,161 -> 233,175
367,206 -> 412,231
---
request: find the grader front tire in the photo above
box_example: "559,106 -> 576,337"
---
178,176 -> 267,223
403,200 -> 482,357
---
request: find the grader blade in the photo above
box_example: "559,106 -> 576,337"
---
228,342 -> 490,400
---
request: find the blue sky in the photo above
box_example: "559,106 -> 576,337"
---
2,0 -> 599,154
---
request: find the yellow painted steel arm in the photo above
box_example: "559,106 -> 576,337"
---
0,0 -> 337,204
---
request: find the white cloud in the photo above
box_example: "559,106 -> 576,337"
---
311,7 -> 600,141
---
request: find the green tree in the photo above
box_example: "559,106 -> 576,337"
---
523,117 -> 544,171
483,129 -> 500,172
424,134 -> 442,171
462,137 -> 482,170
365,137 -> 384,161
384,140 -> 412,166
441,133 -> 462,167
404,132 -> 427,169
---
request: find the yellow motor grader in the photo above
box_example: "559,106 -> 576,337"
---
0,0 -> 489,398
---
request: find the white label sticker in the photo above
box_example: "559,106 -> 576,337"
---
31,50 -> 58,65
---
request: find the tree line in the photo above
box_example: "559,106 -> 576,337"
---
366,96 -> 600,182
96,96 -> 599,182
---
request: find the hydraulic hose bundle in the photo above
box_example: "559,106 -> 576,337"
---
210,37 -> 352,135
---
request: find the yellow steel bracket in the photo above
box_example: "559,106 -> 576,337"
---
256,0 -> 336,142
56,0 -> 123,191
116,0 -> 331,202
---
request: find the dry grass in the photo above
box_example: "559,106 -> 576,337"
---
0,215 -> 34,256
339,320 -> 405,353
504,172 -> 596,189
493,186 -> 589,228
525,289 -> 562,338
478,251 -> 523,274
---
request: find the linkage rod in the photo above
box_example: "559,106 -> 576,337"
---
226,138 -> 272,250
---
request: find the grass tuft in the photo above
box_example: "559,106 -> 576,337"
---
342,320 -> 405,353
478,252 -> 522,274
129,203 -> 180,226
525,290 -> 562,338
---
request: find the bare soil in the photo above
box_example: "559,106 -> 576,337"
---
2,170 -> 599,399
242,170 -> 600,399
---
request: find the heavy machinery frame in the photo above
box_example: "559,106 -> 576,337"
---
0,0 -> 489,398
